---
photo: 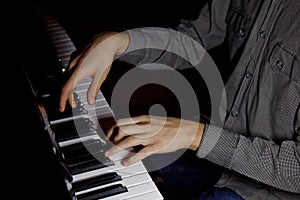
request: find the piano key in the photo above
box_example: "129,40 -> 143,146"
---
51,120 -> 99,143
65,148 -> 109,166
74,172 -> 153,196
72,155 -> 145,182
123,190 -> 164,200
60,138 -> 106,156
41,95 -> 88,122
62,145 -> 109,166
102,181 -> 162,200
72,172 -> 122,192
68,156 -> 114,175
48,93 -> 113,125
58,133 -> 100,147
76,184 -> 128,200
52,117 -> 95,130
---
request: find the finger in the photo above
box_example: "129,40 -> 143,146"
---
106,123 -> 118,139
116,115 -> 151,126
105,136 -> 145,157
107,121 -> 148,144
68,91 -> 77,108
68,55 -> 80,70
59,72 -> 82,111
59,81 -> 75,112
113,125 -> 146,143
87,64 -> 111,105
122,146 -> 154,166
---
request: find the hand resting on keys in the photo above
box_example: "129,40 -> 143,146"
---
59,31 -> 129,112
104,115 -> 204,166
59,31 -> 205,167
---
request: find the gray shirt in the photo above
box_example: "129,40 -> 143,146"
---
117,0 -> 300,199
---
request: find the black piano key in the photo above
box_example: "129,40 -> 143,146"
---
60,139 -> 107,160
72,172 -> 122,192
59,139 -> 113,175
64,149 -> 108,166
68,156 -> 114,175
40,93 -> 88,121
65,139 -> 106,154
52,117 -> 94,130
76,184 -> 128,200
60,138 -> 102,152
52,123 -> 98,143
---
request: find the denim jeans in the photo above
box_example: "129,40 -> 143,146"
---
146,149 -> 243,200
198,187 -> 244,200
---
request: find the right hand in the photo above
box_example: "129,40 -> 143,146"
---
59,31 -> 129,112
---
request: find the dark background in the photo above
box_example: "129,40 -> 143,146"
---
4,0 -> 212,199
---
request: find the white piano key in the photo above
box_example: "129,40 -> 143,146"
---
121,172 -> 153,186
49,102 -> 113,124
58,134 -> 100,147
72,160 -> 146,182
123,190 -> 164,200
109,148 -> 135,161
75,179 -> 123,196
102,181 -> 161,200
75,172 -> 152,196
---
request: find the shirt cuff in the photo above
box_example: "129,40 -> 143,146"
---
196,124 -> 240,168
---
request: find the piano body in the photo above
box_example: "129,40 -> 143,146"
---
6,1 -> 210,199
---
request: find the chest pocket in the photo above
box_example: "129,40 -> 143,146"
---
260,42 -> 300,141
225,7 -> 254,60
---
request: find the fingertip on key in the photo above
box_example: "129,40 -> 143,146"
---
89,98 -> 95,105
122,160 -> 129,166
59,105 -> 65,112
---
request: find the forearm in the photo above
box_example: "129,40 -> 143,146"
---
90,31 -> 129,57
117,27 -> 206,70
197,124 -> 300,193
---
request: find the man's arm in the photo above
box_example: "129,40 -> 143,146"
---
197,108 -> 300,193
117,0 -> 230,70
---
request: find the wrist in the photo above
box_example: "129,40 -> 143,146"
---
92,31 -> 129,57
112,32 -> 129,56
190,122 -> 205,151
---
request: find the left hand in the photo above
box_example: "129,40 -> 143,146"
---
104,115 -> 204,166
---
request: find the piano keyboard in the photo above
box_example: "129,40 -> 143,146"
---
32,4 -> 164,200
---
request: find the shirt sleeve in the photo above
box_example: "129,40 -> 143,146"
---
197,113 -> 300,193
117,0 -> 230,70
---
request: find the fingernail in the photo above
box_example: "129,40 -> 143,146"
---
89,98 -> 95,105
104,151 -> 109,157
122,160 -> 128,166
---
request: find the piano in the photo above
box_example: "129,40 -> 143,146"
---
12,2 -> 172,200
5,1 -> 214,199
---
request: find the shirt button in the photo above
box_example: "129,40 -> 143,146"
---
276,60 -> 284,70
246,71 -> 253,79
231,111 -> 239,117
238,29 -> 246,37
260,31 -> 267,39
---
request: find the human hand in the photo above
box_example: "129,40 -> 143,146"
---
104,115 -> 204,166
59,31 -> 129,112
